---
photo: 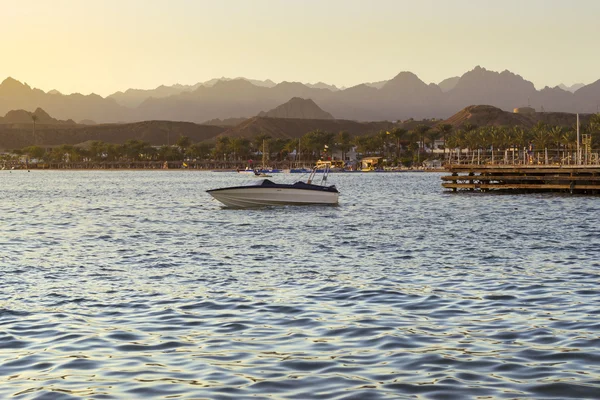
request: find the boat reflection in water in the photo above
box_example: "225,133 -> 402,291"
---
207,166 -> 339,208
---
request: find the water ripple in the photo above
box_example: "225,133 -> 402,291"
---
1,171 -> 599,399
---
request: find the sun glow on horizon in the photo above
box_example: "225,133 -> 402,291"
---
2,0 -> 599,97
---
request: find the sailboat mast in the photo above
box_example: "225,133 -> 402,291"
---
297,138 -> 300,167
577,113 -> 580,165
262,139 -> 266,170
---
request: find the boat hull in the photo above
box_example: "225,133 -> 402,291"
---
207,187 -> 339,208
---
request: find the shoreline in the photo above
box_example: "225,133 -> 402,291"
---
3,168 -> 446,173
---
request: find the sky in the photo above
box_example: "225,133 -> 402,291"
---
1,0 -> 599,97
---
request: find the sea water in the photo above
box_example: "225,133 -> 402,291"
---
1,170 -> 599,399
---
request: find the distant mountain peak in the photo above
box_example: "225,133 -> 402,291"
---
214,78 -> 254,86
258,97 -> 334,119
305,81 -> 339,91
465,66 -> 524,80
394,71 -> 420,79
2,77 -> 21,85
438,76 -> 460,92
558,83 -> 586,93
275,81 -> 308,88
211,78 -> 261,92
387,71 -> 422,84
454,66 -> 536,92
33,107 -> 52,120
0,77 -> 31,91
382,71 -> 429,90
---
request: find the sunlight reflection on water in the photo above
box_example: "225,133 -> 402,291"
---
1,170 -> 599,399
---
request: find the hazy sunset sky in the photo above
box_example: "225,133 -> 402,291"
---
2,0 -> 599,96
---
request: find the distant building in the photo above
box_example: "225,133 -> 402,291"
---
331,146 -> 357,162
513,107 -> 536,114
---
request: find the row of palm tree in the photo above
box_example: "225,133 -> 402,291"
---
8,113 -> 600,166
444,117 -> 600,163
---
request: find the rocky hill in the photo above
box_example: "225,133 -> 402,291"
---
219,117 -> 398,140
442,105 -> 592,129
202,117 -> 248,127
0,119 -> 225,150
0,107 -> 76,126
257,97 -> 334,119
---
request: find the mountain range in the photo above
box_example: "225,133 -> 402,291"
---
1,66 -> 599,124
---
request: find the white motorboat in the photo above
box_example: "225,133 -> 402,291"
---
207,167 -> 339,208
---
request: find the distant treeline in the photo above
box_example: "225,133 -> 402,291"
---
3,115 -> 600,167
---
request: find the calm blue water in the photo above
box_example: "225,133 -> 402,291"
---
1,170 -> 599,399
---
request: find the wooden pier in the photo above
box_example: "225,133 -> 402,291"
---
442,165 -> 600,194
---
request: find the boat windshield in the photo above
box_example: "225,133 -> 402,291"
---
248,179 -> 276,186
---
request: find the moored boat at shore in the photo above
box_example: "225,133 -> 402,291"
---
315,160 -> 345,172
237,167 -> 257,175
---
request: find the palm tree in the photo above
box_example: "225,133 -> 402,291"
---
213,137 -> 231,161
353,135 -> 380,157
561,129 -> 576,164
31,114 -> 38,146
377,130 -> 390,159
88,141 -> 104,161
590,114 -> 600,150
591,113 -> 600,129
549,126 -> 565,162
229,137 -> 250,161
414,124 -> 430,154
390,128 -> 407,159
253,133 -> 272,154
335,130 -> 353,162
530,121 -> 550,163
510,126 -> 529,162
426,130 -> 440,154
176,136 -> 192,155
282,139 -> 300,165
436,123 -> 453,157
302,129 -> 335,160
462,122 -> 478,133
269,138 -> 288,161
486,126 -> 503,164
445,130 -> 464,163
22,145 -> 45,161
464,129 -> 484,163
499,127 -> 513,159
188,142 -> 214,161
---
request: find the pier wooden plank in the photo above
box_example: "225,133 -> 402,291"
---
442,183 -> 600,190
441,175 -> 600,182
442,164 -> 600,194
